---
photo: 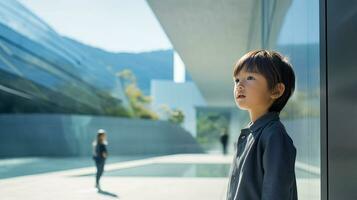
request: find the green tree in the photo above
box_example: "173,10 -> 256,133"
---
116,69 -> 159,120
159,104 -> 185,124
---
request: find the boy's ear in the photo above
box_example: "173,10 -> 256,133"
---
271,83 -> 285,99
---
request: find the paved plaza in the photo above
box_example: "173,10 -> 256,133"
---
0,154 -> 320,200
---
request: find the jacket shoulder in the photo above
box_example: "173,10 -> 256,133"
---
260,120 -> 295,149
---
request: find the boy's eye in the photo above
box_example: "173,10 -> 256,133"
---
247,76 -> 255,80
234,78 -> 239,83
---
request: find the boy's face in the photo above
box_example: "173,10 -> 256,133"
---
233,69 -> 274,112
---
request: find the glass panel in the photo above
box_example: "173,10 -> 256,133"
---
265,0 -> 320,199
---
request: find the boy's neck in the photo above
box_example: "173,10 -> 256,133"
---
249,108 -> 269,124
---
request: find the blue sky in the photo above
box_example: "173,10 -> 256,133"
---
18,0 -> 172,53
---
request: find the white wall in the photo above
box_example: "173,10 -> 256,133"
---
150,80 -> 206,136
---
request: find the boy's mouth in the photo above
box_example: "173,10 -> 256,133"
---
237,94 -> 246,99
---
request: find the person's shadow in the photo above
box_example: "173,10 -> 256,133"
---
98,189 -> 119,198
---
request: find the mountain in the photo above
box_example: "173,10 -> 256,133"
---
63,37 -> 174,95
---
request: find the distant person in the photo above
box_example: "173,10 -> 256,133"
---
226,50 -> 297,200
92,129 -> 108,191
220,128 -> 229,155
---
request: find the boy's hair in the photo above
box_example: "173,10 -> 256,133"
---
233,50 -> 295,113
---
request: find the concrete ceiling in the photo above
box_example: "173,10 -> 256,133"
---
147,0 -> 290,107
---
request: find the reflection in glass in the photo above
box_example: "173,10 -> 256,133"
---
265,0 -> 320,199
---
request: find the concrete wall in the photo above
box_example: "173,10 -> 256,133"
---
0,114 -> 203,157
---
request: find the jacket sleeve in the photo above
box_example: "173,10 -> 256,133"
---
261,125 -> 296,200
101,144 -> 108,154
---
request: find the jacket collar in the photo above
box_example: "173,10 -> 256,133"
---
240,112 -> 280,135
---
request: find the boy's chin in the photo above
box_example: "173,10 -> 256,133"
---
235,103 -> 249,110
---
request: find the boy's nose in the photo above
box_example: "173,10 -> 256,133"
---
237,82 -> 244,89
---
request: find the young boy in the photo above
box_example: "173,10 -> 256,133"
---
226,50 -> 298,200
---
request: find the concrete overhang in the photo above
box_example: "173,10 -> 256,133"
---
147,0 -> 291,107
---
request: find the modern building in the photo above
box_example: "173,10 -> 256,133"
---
147,0 -> 357,199
0,0 -> 203,157
1,0 -> 356,198
0,0 -> 128,115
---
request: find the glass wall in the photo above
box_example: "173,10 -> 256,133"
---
0,0 -> 127,115
265,0 -> 320,199
0,0 -> 176,117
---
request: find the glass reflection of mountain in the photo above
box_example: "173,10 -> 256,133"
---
0,0 -> 173,115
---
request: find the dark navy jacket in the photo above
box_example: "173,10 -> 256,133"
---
93,143 -> 107,162
226,112 -> 298,200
